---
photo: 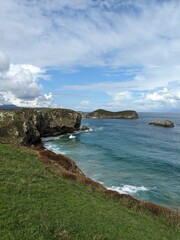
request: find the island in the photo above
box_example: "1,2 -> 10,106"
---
85,109 -> 138,119
149,120 -> 174,128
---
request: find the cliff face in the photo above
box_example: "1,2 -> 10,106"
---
86,109 -> 138,119
0,108 -> 81,146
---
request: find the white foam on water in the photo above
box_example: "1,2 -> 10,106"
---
69,134 -> 76,139
80,128 -> 93,133
41,136 -> 61,142
97,181 -> 104,185
108,185 -> 149,195
85,128 -> 93,132
43,143 -> 66,155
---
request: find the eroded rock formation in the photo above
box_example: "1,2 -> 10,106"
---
149,120 -> 174,128
0,108 -> 81,145
80,125 -> 91,131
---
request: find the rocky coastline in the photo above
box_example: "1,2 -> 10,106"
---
0,108 -> 81,146
35,146 -> 175,217
0,108 -> 178,218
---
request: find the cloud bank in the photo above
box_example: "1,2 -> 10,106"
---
0,52 -> 53,107
1,1 -> 180,110
1,0 -> 180,68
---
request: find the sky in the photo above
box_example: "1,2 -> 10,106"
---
1,0 -> 180,112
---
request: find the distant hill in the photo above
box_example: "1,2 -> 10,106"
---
0,104 -> 20,110
85,109 -> 138,119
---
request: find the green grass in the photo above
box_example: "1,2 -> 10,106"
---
0,144 -> 179,240
86,109 -> 138,118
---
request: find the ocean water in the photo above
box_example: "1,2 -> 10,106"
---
43,112 -> 180,210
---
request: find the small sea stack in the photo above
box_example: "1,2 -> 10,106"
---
149,120 -> 174,128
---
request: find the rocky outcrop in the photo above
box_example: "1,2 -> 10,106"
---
0,108 -> 81,146
149,120 -> 174,128
80,125 -> 91,131
86,109 -> 138,119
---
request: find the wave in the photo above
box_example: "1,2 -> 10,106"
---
42,136 -> 62,142
43,143 -> 66,155
69,134 -> 76,139
97,127 -> 103,131
80,128 -> 93,133
108,185 -> 149,195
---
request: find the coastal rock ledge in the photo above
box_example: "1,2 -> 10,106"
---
0,108 -> 81,146
149,120 -> 174,128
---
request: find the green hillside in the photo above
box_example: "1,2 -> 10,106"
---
0,144 -> 179,240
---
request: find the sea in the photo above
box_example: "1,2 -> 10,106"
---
43,112 -> 180,210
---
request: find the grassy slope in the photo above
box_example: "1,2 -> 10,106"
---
86,109 -> 137,117
0,144 -> 179,240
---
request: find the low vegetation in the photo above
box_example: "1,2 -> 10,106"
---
86,109 -> 138,119
0,144 -> 179,240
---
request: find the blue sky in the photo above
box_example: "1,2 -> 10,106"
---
1,0 -> 180,111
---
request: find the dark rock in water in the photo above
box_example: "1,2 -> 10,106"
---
0,108 -> 81,146
80,125 -> 91,131
86,109 -> 138,119
149,120 -> 174,128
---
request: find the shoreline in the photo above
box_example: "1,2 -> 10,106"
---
1,143 -> 180,239
34,143 -> 178,218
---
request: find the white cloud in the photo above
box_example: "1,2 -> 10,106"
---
2,91 -> 54,108
61,66 -> 180,93
106,91 -> 132,109
80,100 -> 90,106
0,52 -> 10,72
1,1 -> 180,111
75,99 -> 90,110
1,0 -> 180,68
137,87 -> 180,111
61,67 -> 180,111
0,51 -> 54,107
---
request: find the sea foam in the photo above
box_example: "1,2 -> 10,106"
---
43,143 -> 66,155
108,185 -> 149,195
41,136 -> 62,142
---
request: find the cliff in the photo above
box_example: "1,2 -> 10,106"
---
0,108 -> 81,146
86,109 -> 138,119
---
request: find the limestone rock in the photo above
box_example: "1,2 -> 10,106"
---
149,120 -> 174,128
0,108 -> 81,145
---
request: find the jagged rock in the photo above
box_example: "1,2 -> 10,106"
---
0,108 -> 81,146
80,125 -> 91,131
86,109 -> 138,119
149,120 -> 174,128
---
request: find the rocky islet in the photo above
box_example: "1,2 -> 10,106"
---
149,120 -> 174,128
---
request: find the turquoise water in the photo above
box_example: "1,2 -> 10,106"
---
43,113 -> 180,210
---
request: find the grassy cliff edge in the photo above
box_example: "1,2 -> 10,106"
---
0,144 -> 179,240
